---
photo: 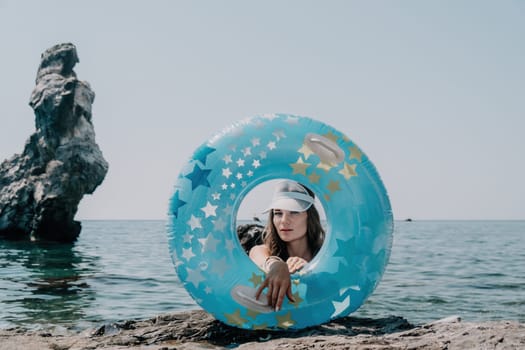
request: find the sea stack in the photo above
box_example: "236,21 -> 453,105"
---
0,43 -> 108,242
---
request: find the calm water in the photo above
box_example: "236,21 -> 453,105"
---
0,220 -> 524,330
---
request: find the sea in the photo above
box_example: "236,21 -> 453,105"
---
1,220 -> 524,331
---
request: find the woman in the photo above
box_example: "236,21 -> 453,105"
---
249,180 -> 325,311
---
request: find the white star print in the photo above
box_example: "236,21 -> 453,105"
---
251,137 -> 260,146
198,235 -> 220,252
286,116 -> 299,124
182,247 -> 195,261
223,154 -> 232,164
211,192 -> 221,200
185,268 -> 204,288
183,233 -> 192,243
236,158 -> 245,167
262,113 -> 277,120
188,215 -> 202,231
332,295 -> 351,317
222,204 -> 233,215
267,141 -> 276,150
201,202 -> 218,218
222,168 -> 232,178
273,129 -> 286,140
242,147 -> 252,156
252,159 -> 261,168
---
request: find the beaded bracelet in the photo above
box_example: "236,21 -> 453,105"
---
264,255 -> 284,272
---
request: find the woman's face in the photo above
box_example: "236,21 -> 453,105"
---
272,209 -> 308,243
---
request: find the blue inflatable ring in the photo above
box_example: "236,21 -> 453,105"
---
168,113 -> 393,330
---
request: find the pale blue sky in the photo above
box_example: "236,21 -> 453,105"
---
1,1 -> 523,220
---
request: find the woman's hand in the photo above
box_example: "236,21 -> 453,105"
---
255,260 -> 295,311
286,256 -> 308,273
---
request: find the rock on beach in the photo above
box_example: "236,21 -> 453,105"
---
0,43 -> 108,242
0,310 -> 523,349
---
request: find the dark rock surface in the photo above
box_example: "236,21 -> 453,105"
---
0,310 -> 524,349
237,222 -> 264,253
0,43 -> 108,242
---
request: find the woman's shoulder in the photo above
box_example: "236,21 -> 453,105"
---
249,244 -> 269,258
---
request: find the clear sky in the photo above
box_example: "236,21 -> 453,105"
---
1,1 -> 523,220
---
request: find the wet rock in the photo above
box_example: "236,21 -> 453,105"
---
237,223 -> 264,253
1,311 -> 524,349
0,43 -> 108,242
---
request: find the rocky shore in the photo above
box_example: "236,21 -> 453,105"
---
1,310 -> 523,349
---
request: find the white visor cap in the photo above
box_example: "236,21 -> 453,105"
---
263,180 -> 315,213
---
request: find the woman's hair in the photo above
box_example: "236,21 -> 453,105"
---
262,184 -> 325,261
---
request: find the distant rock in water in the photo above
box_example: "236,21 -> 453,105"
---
0,43 -> 108,242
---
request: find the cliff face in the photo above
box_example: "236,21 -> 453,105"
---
0,43 -> 108,242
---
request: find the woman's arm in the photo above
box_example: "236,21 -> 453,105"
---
249,244 -> 295,311
249,244 -> 270,270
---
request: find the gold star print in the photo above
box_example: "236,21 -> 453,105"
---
339,162 -> 357,180
297,269 -> 308,276
290,292 -> 304,308
276,312 -> 296,329
298,143 -> 315,159
224,309 -> 248,327
290,157 -> 311,175
249,273 -> 263,287
324,193 -> 331,202
252,323 -> 269,330
246,308 -> 260,319
308,172 -> 321,184
349,145 -> 363,162
317,161 -> 336,172
327,180 -> 341,193
323,131 -> 339,143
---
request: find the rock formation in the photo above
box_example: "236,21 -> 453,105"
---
0,43 -> 108,242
